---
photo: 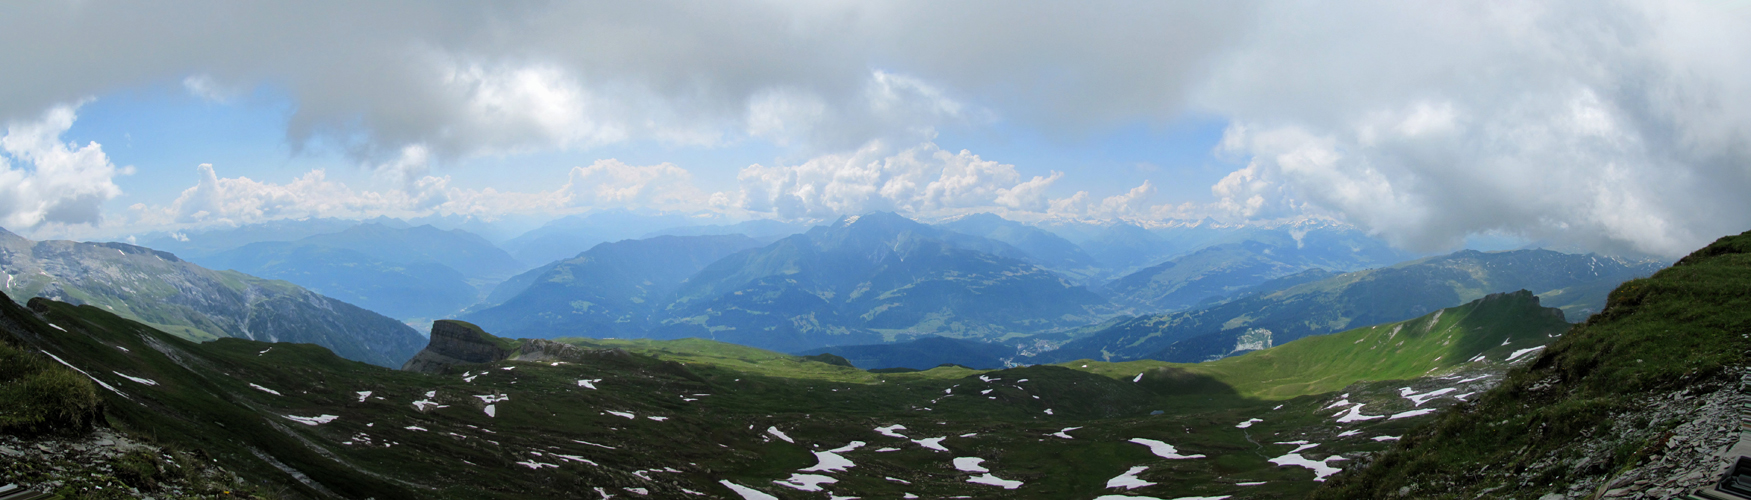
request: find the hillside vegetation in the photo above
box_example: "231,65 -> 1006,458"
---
1313,230 -> 1751,499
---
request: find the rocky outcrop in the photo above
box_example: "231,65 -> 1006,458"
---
400,320 -> 512,373
401,320 -> 630,373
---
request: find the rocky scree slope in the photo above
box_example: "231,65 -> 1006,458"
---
0,228 -> 425,367
1311,230 -> 1751,500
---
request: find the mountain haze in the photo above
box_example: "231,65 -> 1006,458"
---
0,228 -> 425,367
460,234 -> 763,339
1041,248 -> 1662,364
656,212 -> 1109,352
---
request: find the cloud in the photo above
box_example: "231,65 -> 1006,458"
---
0,1 -> 1250,163
558,159 -> 718,212
134,158 -> 719,229
1194,0 -> 1751,256
737,140 -> 1063,219
5,1 -> 1751,257
0,104 -> 128,230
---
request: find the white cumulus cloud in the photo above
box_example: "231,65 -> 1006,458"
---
736,140 -> 1062,219
1196,0 -> 1751,256
0,104 -> 129,230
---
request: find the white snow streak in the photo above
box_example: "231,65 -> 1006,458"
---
284,414 -> 339,426
112,372 -> 158,386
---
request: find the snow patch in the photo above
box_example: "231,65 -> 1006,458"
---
1235,418 -> 1263,428
552,454 -> 598,466
953,457 -> 988,472
284,414 -> 339,426
967,473 -> 1023,489
355,391 -> 372,402
1505,346 -> 1545,362
1401,387 -> 1457,406
719,480 -> 778,500
608,411 -> 636,419
766,426 -> 794,443
1389,408 -> 1437,420
1334,404 -> 1384,423
1128,438 -> 1205,459
800,441 -> 863,472
42,352 -> 126,399
1268,451 -> 1347,481
578,379 -> 601,389
1051,427 -> 1081,439
1105,465 -> 1155,490
913,437 -> 948,452
875,424 -> 908,438
248,383 -> 280,395
1372,435 -> 1401,442
773,473 -> 838,492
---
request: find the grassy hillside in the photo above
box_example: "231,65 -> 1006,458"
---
1058,291 -> 1568,401
1178,291 -> 1568,399
1312,231 -> 1751,499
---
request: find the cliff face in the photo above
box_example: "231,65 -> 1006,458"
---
400,320 -> 510,373
401,320 -> 630,373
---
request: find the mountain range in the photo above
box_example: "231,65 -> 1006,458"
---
651,212 -> 1110,352
198,223 -> 525,321
0,248 -> 1643,499
459,234 -> 763,339
0,227 -> 425,367
1036,248 -> 1663,364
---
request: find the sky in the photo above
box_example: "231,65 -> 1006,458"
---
4,0 -> 1751,258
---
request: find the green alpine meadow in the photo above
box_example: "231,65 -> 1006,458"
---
4,3 -> 1749,499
